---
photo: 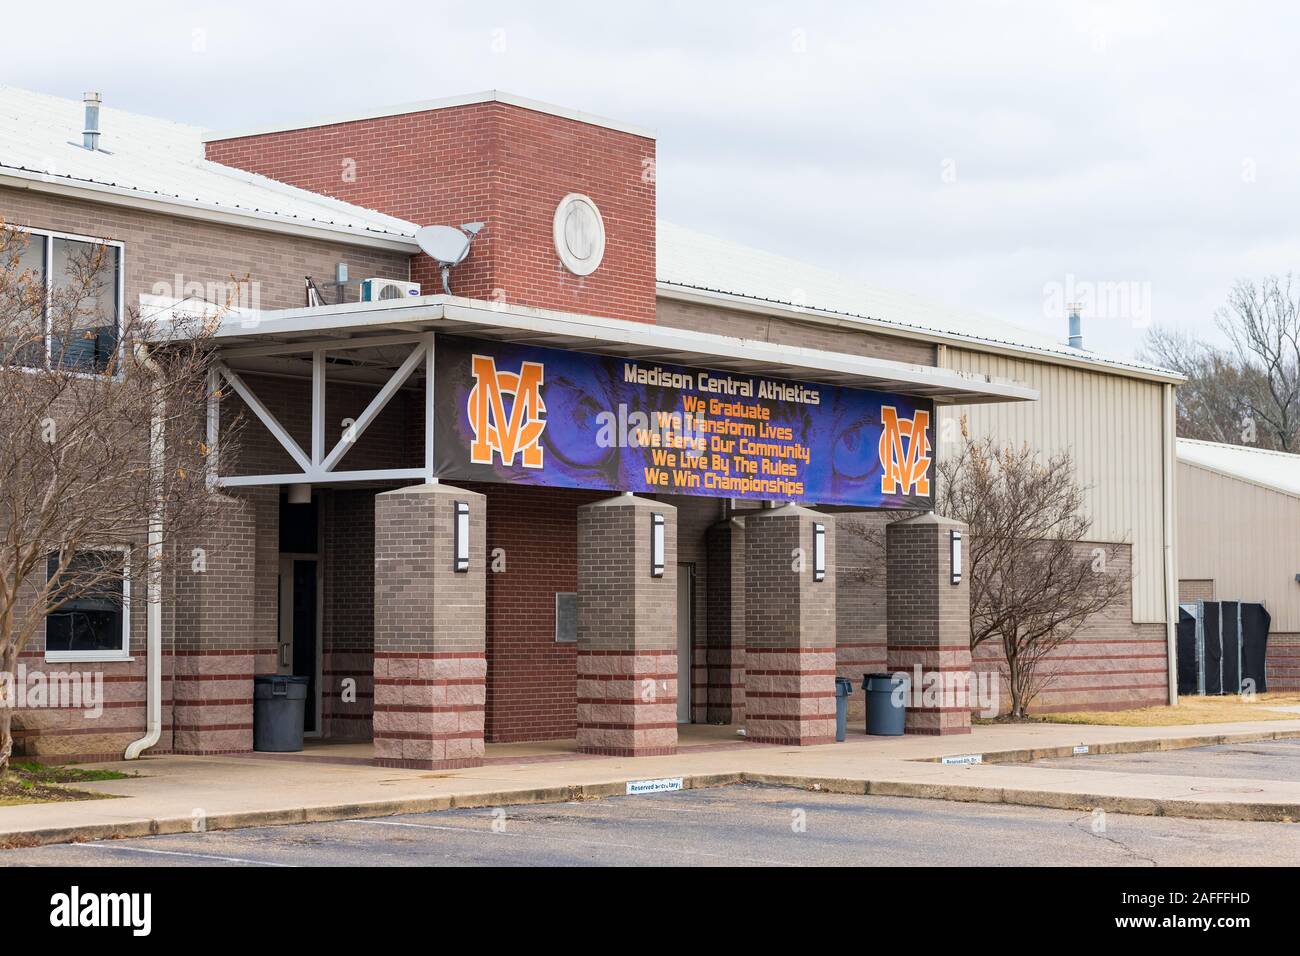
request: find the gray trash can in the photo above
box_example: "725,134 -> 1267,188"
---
833,677 -> 855,741
863,672 -> 907,736
253,675 -> 309,752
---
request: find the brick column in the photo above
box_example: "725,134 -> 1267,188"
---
703,518 -> 745,724
171,489 -> 276,755
372,483 -> 486,770
886,512 -> 972,735
576,495 -> 677,756
743,505 -> 836,745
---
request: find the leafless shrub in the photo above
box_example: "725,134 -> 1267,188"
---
0,222 -> 237,770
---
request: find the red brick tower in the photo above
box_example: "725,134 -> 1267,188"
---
204,92 -> 656,322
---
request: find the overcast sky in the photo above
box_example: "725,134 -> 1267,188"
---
6,0 -> 1296,359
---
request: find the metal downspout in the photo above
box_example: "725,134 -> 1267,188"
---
125,346 -> 165,759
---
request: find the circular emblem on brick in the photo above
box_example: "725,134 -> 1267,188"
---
553,193 -> 605,276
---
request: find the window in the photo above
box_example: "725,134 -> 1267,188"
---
555,592 -> 577,643
45,550 -> 130,660
4,228 -> 123,372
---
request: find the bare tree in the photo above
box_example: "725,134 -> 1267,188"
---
936,424 -> 1126,717
0,222 -> 231,773
839,510 -> 921,587
1139,326 -> 1263,446
1216,276 -> 1300,452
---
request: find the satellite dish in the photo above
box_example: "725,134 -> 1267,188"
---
415,225 -> 472,266
415,224 -> 481,295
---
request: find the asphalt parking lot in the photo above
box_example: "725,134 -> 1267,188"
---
2,783 -> 1296,867
1032,737 -> 1300,782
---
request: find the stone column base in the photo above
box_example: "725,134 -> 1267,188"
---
576,649 -> 678,756
373,651 -> 486,769
886,645 -> 974,735
171,651 -> 255,754
322,651 -> 373,741
743,647 -> 837,745
704,646 -> 746,725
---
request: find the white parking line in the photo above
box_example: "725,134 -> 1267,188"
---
82,843 -> 295,867
346,820 -> 467,833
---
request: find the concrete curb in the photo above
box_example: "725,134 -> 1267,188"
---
4,732 -> 1299,848
0,774 -> 748,849
745,774 -> 1300,823
917,727 -> 1300,764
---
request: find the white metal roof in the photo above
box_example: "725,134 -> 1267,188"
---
0,87 -> 1178,383
657,221 -> 1181,383
0,86 -> 420,249
1177,438 -> 1300,498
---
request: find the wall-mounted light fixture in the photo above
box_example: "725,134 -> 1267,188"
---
813,522 -> 826,582
651,512 -> 665,577
453,501 -> 470,573
950,529 -> 963,585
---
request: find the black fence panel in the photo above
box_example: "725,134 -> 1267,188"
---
1221,600 -> 1241,695
1241,602 -> 1272,693
1176,606 -> 1199,696
1202,601 -> 1222,694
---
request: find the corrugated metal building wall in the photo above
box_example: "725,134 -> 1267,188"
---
939,346 -> 1171,626
1177,461 -> 1300,689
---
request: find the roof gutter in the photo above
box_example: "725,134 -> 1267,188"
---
0,168 -> 421,254
657,282 -> 1186,386
188,295 -> 1039,405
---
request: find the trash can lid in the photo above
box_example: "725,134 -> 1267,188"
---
254,674 -> 310,684
862,672 -> 906,691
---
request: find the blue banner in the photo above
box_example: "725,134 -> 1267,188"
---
434,335 -> 934,509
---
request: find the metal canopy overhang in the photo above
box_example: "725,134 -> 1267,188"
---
186,295 -> 1038,406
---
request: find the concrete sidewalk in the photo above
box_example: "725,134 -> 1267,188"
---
4,719 -> 1300,848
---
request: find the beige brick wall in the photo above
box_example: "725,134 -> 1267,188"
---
1179,579 -> 1216,603
0,186 -> 411,314
833,513 -> 1168,716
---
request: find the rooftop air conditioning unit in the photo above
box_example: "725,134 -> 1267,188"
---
360,278 -> 420,302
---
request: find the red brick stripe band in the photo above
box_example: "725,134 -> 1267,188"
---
578,746 -> 677,757
576,698 -> 678,706
373,704 -> 483,713
376,651 -> 486,659
576,649 -> 677,656
575,673 -> 677,682
374,757 -> 483,770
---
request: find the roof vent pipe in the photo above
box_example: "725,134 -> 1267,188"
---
1067,303 -> 1083,349
82,92 -> 102,151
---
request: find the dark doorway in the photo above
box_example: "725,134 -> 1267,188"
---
279,493 -> 321,735
278,556 -> 320,734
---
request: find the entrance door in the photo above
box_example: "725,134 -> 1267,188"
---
277,555 -> 321,735
677,563 -> 694,724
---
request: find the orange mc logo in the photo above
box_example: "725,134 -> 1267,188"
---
468,353 -> 547,468
878,406 -> 931,497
